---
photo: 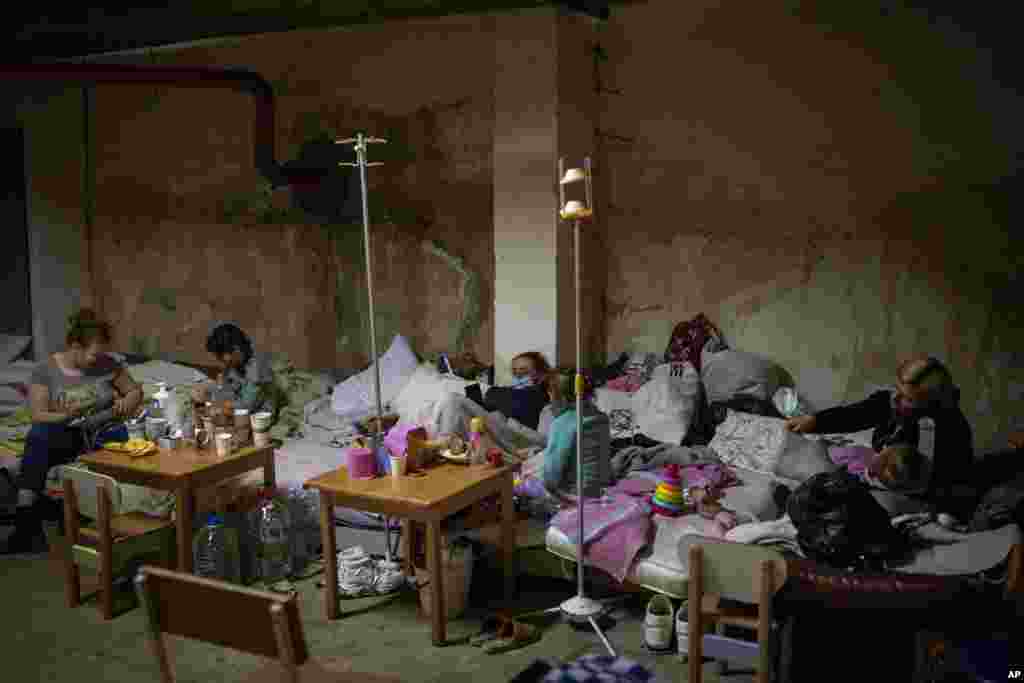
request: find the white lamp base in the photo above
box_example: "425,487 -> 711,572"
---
560,595 -> 607,620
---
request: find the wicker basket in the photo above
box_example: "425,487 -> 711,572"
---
414,542 -> 474,620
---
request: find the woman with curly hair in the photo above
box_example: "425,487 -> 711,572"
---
3,309 -> 143,554
190,323 -> 275,413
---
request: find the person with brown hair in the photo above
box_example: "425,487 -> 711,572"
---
784,355 -> 973,514
2,309 -> 143,554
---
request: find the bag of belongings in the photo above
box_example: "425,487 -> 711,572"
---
787,469 -> 911,571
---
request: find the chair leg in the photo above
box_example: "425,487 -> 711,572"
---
101,566 -> 114,620
65,558 -> 81,609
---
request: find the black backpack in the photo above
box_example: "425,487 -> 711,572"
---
787,469 -> 910,571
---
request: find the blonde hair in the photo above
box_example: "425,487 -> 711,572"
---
897,355 -> 954,407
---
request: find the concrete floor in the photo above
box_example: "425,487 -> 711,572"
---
0,540 -> 758,683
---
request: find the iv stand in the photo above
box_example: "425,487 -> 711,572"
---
335,133 -> 400,571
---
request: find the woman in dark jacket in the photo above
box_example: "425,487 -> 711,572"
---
785,356 -> 973,514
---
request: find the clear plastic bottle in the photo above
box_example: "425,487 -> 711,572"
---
192,513 -> 241,583
254,488 -> 293,584
468,417 -> 492,465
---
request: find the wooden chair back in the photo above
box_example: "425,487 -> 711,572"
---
61,465 -> 122,520
683,534 -> 788,683
681,534 -> 788,604
135,565 -> 309,682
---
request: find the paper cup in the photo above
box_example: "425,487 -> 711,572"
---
389,455 -> 407,478
250,411 -> 273,433
253,430 -> 272,448
215,432 -> 233,456
145,418 -> 169,441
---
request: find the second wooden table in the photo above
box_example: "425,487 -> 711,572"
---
304,462 -> 517,646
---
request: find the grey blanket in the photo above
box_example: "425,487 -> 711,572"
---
610,443 -> 720,480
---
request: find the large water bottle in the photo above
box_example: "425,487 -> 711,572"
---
192,513 -> 241,583
255,488 -> 293,584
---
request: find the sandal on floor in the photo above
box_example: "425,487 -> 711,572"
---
469,615 -> 508,647
483,621 -> 542,655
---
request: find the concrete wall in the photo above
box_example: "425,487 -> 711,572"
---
29,15 -> 498,370
598,0 -> 1024,451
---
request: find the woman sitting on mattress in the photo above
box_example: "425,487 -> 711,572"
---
784,355 -> 973,515
2,309 -> 144,555
433,351 -> 553,450
519,369 -> 612,506
191,323 -> 275,413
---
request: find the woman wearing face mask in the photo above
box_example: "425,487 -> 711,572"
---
3,309 -> 144,554
433,352 -> 552,450
784,355 -> 973,514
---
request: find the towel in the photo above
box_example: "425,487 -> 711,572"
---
552,493 -> 652,583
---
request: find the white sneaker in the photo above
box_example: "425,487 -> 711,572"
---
643,594 -> 675,652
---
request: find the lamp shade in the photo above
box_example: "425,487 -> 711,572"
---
559,167 -> 586,185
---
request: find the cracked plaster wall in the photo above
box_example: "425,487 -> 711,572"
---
600,0 -> 1023,451
28,15 -> 496,372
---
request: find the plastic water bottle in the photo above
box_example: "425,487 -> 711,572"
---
192,513 -> 241,583
255,488 -> 293,584
152,383 -> 170,419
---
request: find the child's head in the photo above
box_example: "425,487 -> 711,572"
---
874,444 -> 925,489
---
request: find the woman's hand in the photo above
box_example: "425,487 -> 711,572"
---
113,396 -> 132,419
1009,431 -> 1024,451
784,415 -> 817,433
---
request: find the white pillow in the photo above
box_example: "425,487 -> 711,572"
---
631,362 -> 700,445
392,363 -> 473,429
330,335 -> 419,419
709,409 -> 833,481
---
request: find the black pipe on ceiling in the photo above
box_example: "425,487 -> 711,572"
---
0,62 -> 328,189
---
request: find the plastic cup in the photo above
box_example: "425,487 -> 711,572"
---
389,455 -> 407,478
251,411 -> 273,433
215,432 -> 233,457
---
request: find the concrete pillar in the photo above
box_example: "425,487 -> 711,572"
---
493,8 -> 602,383
493,9 -> 560,384
20,87 -> 87,359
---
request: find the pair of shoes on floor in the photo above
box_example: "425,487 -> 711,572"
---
643,595 -> 676,653
470,615 -> 542,654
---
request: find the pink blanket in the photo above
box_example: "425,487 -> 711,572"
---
552,493 -> 652,583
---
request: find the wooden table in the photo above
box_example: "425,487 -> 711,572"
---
79,443 -> 276,573
304,462 -> 517,646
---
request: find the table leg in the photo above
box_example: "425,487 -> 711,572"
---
426,519 -> 446,645
500,474 -> 517,599
401,520 -> 414,575
263,452 -> 276,490
176,488 -> 194,573
320,490 -> 339,620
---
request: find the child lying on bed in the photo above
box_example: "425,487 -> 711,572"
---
829,443 -> 930,492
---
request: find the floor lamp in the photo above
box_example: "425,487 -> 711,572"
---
335,133 -> 404,587
517,157 -> 622,657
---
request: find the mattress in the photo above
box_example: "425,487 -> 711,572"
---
545,468 -> 788,598
546,468 -> 1020,597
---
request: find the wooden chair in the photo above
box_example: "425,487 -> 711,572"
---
134,565 -> 403,682
683,534 -> 789,683
60,464 -> 175,619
